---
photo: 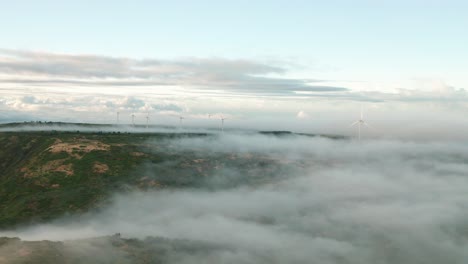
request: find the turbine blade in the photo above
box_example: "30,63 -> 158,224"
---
363,122 -> 375,130
350,121 -> 359,127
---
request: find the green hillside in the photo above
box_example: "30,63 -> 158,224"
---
0,130 -> 298,229
0,132 -> 153,228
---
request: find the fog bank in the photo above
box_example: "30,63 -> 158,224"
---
2,135 -> 468,263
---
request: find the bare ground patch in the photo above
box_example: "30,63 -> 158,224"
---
48,139 -> 110,159
130,152 -> 146,157
43,159 -> 74,176
22,159 -> 74,178
53,164 -> 74,176
93,162 -> 109,174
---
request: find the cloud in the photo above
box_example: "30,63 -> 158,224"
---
0,49 -> 347,97
2,134 -> 468,263
2,49 -> 468,134
115,96 -> 146,110
151,102 -> 184,113
296,110 -> 309,119
2,49 -> 467,105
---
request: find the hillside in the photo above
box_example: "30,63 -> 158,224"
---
2,127 -> 466,264
0,130 -> 300,228
0,235 -> 227,264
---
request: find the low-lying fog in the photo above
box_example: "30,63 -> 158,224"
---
2,134 -> 468,263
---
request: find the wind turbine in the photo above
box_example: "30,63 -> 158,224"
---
220,116 -> 227,133
116,111 -> 120,125
131,114 -> 135,127
145,113 -> 150,129
179,116 -> 185,127
350,107 -> 373,141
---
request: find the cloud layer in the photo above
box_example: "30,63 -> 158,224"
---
2,134 -> 468,263
2,49 -> 468,139
0,49 -> 348,96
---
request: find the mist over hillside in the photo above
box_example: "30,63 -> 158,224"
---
1,131 -> 468,263
3,0 -> 468,262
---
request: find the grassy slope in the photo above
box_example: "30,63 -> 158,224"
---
0,131 -> 296,229
0,132 -> 155,228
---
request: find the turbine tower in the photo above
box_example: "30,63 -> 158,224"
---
350,107 -> 373,141
220,116 -> 227,133
145,113 -> 149,129
116,111 -> 120,125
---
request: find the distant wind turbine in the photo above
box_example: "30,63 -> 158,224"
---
179,116 -> 185,127
350,107 -> 373,141
220,116 -> 227,133
145,113 -> 149,129
116,111 -> 120,125
131,114 -> 135,127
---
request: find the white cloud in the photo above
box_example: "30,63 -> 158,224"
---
296,110 -> 309,119
1,50 -> 468,139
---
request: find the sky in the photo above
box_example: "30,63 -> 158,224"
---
1,0 -> 468,138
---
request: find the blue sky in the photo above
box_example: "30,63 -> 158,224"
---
0,0 -> 468,63
1,1 -> 468,137
2,1 -> 467,79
